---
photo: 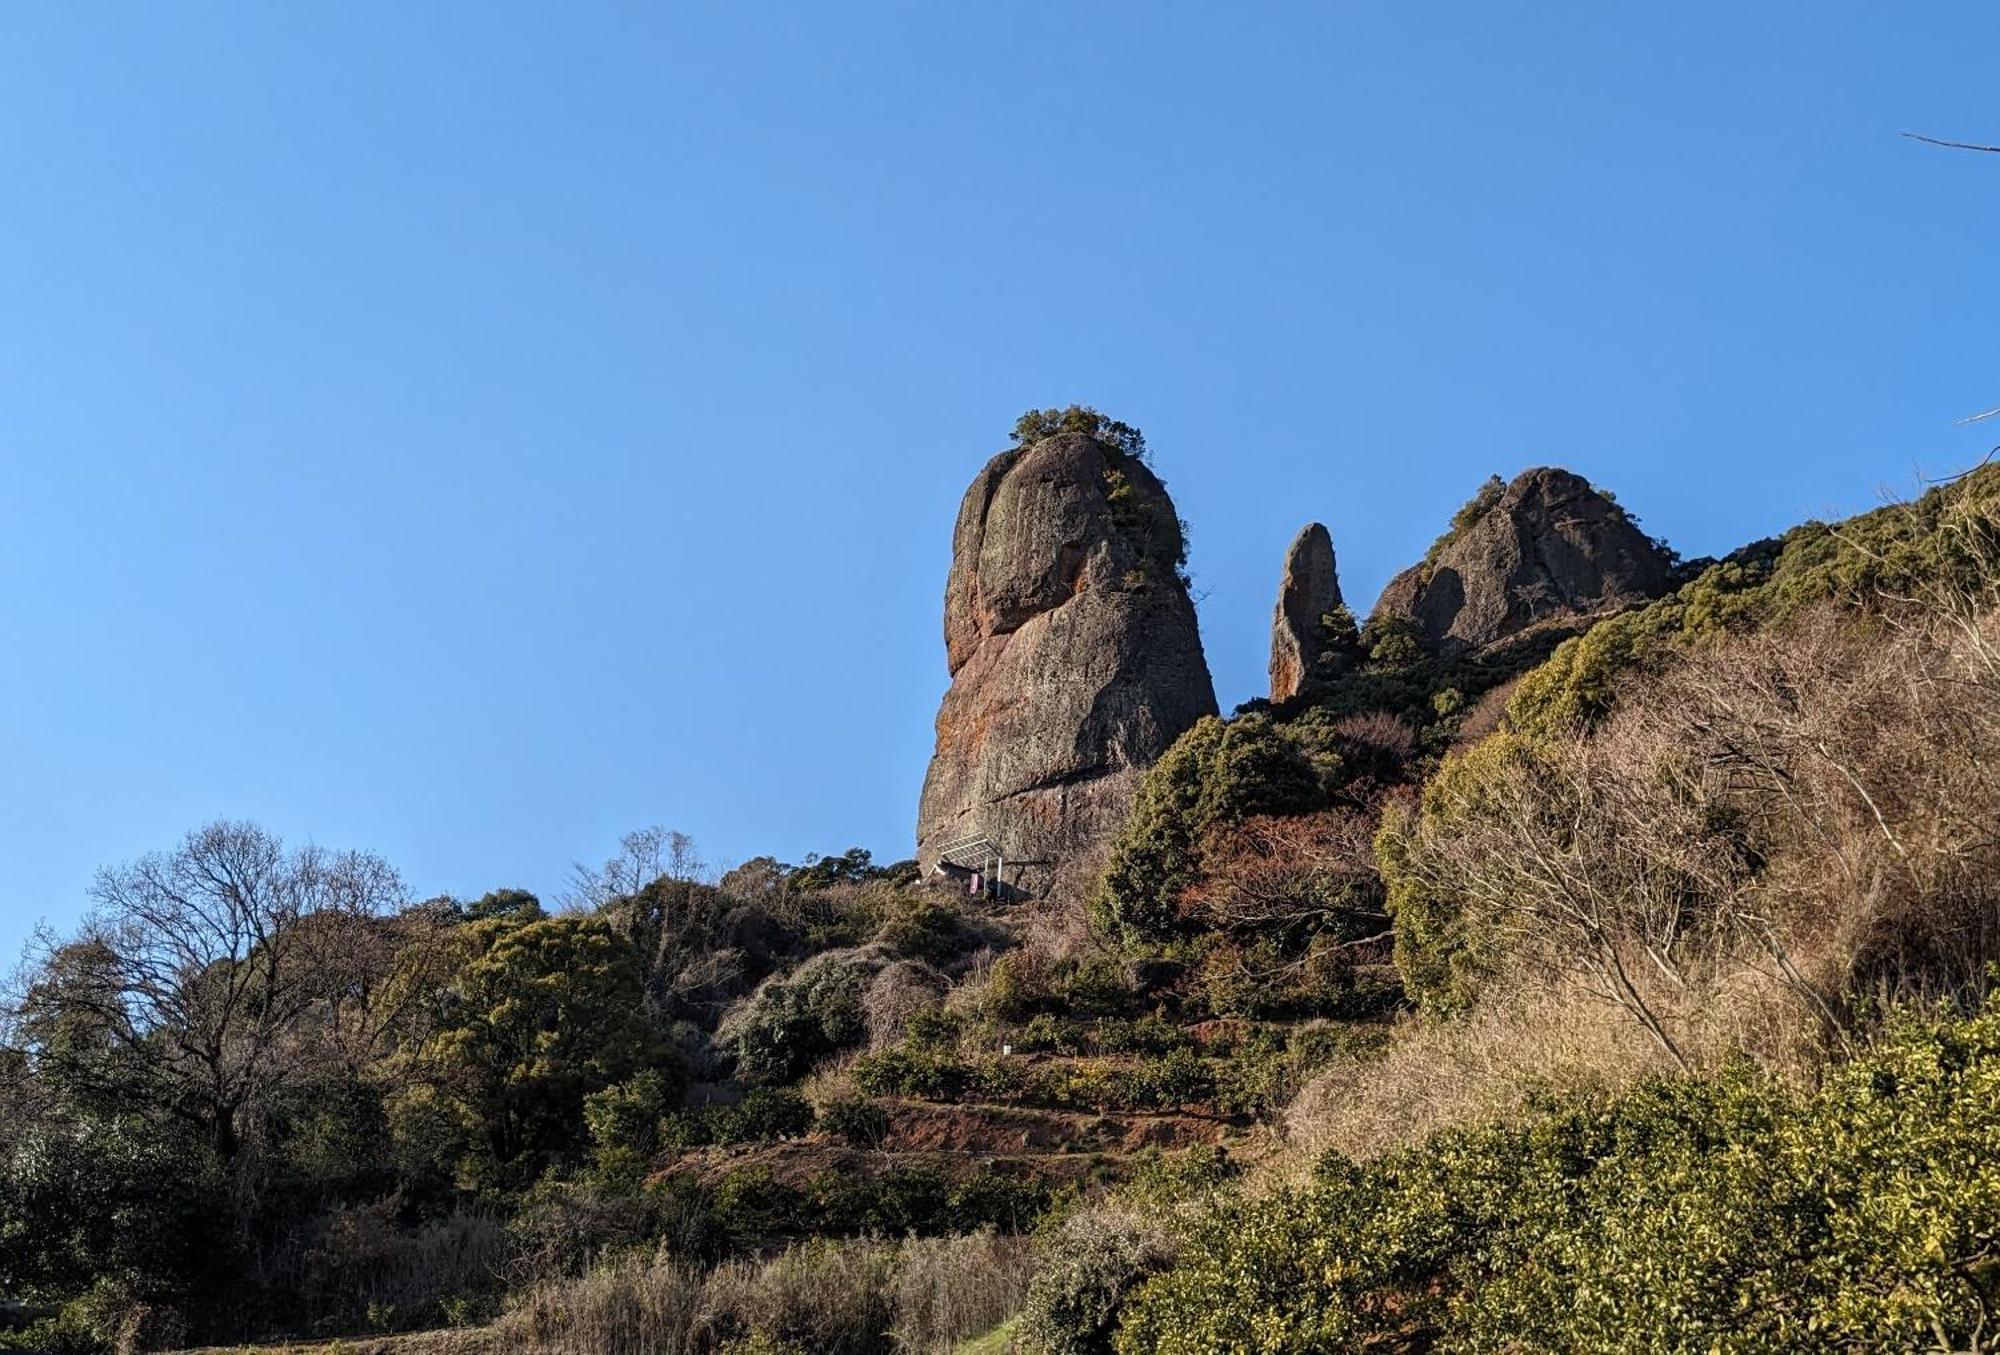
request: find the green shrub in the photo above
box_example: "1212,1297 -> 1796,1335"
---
1212,1024 -> 1378,1119
818,1096 -> 890,1148
726,952 -> 872,1081
1012,405 -> 1147,460
660,1089 -> 815,1151
1117,998 -> 2000,1352
583,1069 -> 677,1160
982,954 -> 1141,1023
1017,1209 -> 1167,1355
802,1165 -> 1057,1240
1015,1015 -> 1187,1058
1122,1048 -> 1215,1110
711,1167 -> 808,1249
1422,474 -> 1506,566
1007,409 -> 1188,587
873,897 -> 971,966
1095,716 -> 1326,943
902,1003 -> 963,1052
1506,465 -> 2000,740
1015,1013 -> 1078,1055
1376,734 -> 1531,1015
852,1047 -> 973,1101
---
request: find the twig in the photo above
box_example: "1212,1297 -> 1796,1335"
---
1903,131 -> 2000,154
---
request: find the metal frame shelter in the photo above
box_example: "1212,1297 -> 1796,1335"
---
930,833 -> 1006,900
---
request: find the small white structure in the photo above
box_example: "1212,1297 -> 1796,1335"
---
929,833 -> 1007,901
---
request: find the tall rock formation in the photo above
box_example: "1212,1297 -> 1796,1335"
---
917,430 -> 1217,904
1371,467 -> 1673,656
1269,522 -> 1341,703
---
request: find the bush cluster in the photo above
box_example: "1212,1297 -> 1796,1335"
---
1094,715 -> 1331,942
1115,999 -> 2000,1352
659,1089 -> 816,1152
1506,464 -> 2000,741
701,1163 -> 1060,1250
725,952 -> 872,1082
851,1046 -> 1225,1115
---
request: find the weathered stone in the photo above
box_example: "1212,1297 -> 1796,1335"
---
1269,522 -> 1341,702
917,431 -> 1217,905
1371,467 -> 1673,656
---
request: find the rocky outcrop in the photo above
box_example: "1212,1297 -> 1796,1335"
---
917,431 -> 1217,904
1269,522 -> 1341,703
1371,468 -> 1673,656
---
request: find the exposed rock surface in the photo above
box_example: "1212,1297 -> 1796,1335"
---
1371,467 -> 1673,656
1269,522 -> 1341,702
917,431 -> 1217,904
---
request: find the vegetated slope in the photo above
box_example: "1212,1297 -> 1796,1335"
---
11,439 -> 2000,1355
1056,465 -> 2000,1352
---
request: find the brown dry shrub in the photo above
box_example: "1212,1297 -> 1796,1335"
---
888,1228 -> 1035,1353
862,960 -> 949,1050
1183,809 -> 1385,941
1328,711 -> 1417,786
699,1238 -> 896,1354
1364,591 -> 2000,1150
496,1248 -> 705,1355
489,1232 -> 1029,1355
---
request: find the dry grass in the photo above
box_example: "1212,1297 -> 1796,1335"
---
863,960 -> 949,1049
484,1230 -> 1031,1355
1284,975 -> 1662,1164
888,1230 -> 1035,1353
495,1249 -> 706,1355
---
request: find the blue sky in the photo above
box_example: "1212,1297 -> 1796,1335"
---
3,3 -> 1997,965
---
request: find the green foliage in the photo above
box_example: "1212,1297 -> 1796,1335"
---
1376,734 -> 1530,1015
1012,405 -> 1147,460
727,952 -> 872,1081
1120,1047 -> 1215,1109
1193,932 -> 1399,1023
903,1002 -> 964,1051
817,1095 -> 890,1148
786,847 -> 887,892
1117,999 -> 2000,1352
1013,1015 -> 1190,1058
872,896 -> 972,966
414,914 -> 667,1173
1507,466 -> 2000,739
583,1069 -> 678,1168
661,1088 -> 816,1151
1362,612 -> 1422,665
461,887 -> 544,922
701,1162 -> 1060,1251
980,953 -> 1142,1024
1017,1210 -> 1167,1355
1008,407 -> 1190,586
1094,715 -> 1327,943
1420,474 -> 1507,567
1210,1023 -> 1382,1119
0,1110 -> 223,1312
853,1044 -> 1227,1114
1101,462 -> 1190,588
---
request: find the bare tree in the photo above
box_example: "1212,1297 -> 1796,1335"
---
1186,810 -> 1391,960
13,820 -> 403,1160
561,825 -> 707,910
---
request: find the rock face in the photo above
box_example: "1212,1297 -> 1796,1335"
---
1269,522 -> 1341,703
917,431 -> 1217,904
1371,467 -> 1673,656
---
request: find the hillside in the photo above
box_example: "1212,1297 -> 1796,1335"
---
7,413 -> 2000,1354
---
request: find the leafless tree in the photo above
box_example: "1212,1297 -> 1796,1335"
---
561,825 -> 707,909
1187,811 -> 1389,944
13,820 -> 404,1160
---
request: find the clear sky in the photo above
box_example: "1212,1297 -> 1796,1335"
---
4,3 -> 1998,967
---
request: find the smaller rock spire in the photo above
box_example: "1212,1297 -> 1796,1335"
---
1270,522 -> 1342,703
